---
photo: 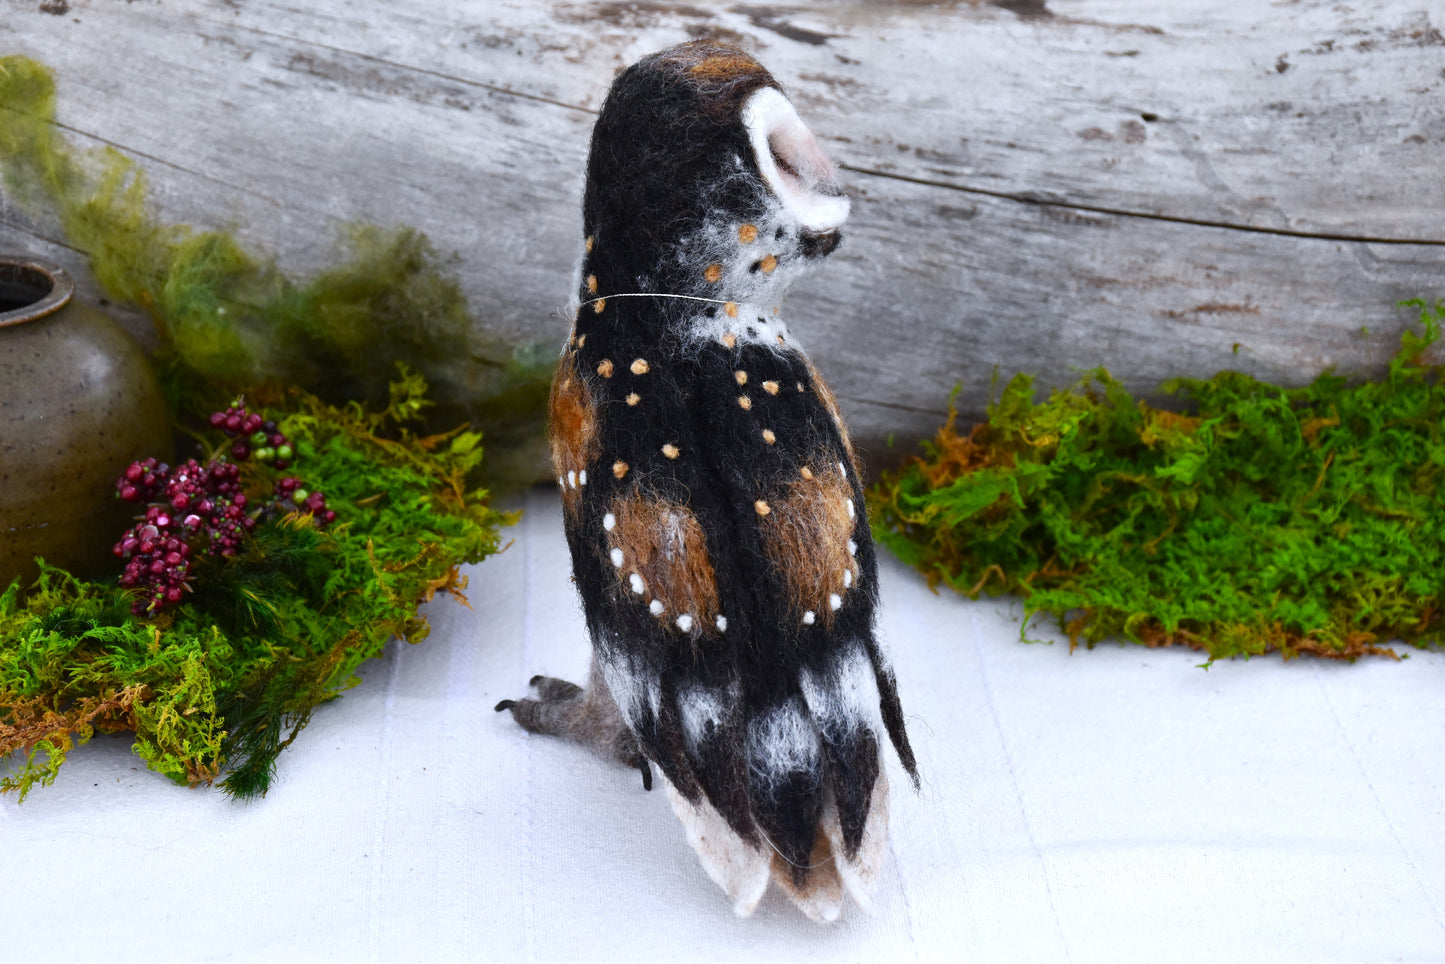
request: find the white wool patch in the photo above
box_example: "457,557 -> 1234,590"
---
746,699 -> 821,787
661,775 -> 771,917
678,685 -> 728,754
687,303 -> 803,355
798,645 -> 886,738
596,646 -> 661,733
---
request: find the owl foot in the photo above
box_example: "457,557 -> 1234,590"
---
496,663 -> 650,789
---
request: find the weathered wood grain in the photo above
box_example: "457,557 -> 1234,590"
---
1,0 -> 1442,471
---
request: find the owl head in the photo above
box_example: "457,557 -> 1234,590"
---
580,41 -> 849,314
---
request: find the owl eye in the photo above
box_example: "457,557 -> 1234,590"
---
743,87 -> 850,234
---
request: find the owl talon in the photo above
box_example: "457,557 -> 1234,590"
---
636,756 -> 654,792
494,699 -> 517,712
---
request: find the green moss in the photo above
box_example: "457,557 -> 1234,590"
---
869,299 -> 1445,662
0,370 -> 515,800
0,55 -> 550,488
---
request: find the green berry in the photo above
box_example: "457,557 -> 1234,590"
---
250,430 -> 269,447
255,447 -> 275,463
276,444 -> 293,461
291,488 -> 308,504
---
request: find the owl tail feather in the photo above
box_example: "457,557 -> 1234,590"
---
663,767 -> 890,922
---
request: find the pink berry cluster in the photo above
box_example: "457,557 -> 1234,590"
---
111,403 -> 332,615
209,404 -> 295,469
273,476 -> 336,525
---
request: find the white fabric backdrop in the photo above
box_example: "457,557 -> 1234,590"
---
3,488 -> 1443,962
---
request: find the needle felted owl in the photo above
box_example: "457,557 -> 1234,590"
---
495,39 -> 918,922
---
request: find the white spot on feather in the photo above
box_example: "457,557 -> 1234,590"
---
650,599 -> 665,616
675,613 -> 693,632
629,573 -> 644,594
802,611 -> 816,626
603,512 -> 616,531
716,614 -> 728,632
829,593 -> 842,611
610,548 -> 624,567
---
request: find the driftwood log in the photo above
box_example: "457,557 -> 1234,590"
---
2,0 -> 1442,472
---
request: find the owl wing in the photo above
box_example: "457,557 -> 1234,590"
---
551,329 -> 917,919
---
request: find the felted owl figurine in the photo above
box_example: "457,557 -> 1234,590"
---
496,39 -> 918,922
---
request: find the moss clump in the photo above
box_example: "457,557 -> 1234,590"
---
0,370 -> 515,800
870,300 -> 1445,662
0,54 -> 549,487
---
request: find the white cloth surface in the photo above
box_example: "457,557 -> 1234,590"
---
2,487 -> 1443,963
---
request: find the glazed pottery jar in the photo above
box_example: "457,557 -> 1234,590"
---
0,258 -> 173,590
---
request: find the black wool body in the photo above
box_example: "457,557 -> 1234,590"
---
497,40 -> 917,922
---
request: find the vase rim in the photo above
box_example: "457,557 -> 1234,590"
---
0,258 -> 76,328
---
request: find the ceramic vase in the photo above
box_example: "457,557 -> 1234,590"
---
0,257 -> 173,590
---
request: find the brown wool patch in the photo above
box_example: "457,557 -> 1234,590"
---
593,298 -> 607,313
597,358 -> 614,378
613,460 -> 629,479
769,827 -> 843,910
704,263 -> 723,283
738,224 -> 758,244
735,370 -> 748,386
721,333 -> 737,348
548,359 -> 601,519
758,467 -> 857,626
586,275 -> 598,294
662,443 -> 680,459
626,392 -> 641,406
760,254 -> 778,274
724,302 -> 738,318
605,493 -> 720,631
687,50 -> 766,82
762,429 -> 776,444
738,395 -> 752,410
631,358 -> 650,375
762,380 -> 779,395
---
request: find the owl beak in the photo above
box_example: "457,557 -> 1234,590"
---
799,228 -> 842,259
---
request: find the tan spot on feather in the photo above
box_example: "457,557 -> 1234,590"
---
724,302 -> 738,318
593,298 -> 606,314
738,395 -> 752,410
576,334 -> 586,348
613,460 -> 629,479
735,371 -> 748,386
758,466 -> 856,627
586,274 -> 597,294
597,358 -> 614,378
631,358 -> 650,375
605,493 -> 720,631
762,380 -> 779,395
585,236 -> 594,253
800,466 -> 814,480
755,500 -> 771,516
704,263 -> 723,283
762,429 -> 776,444
626,392 -> 641,406
760,254 -> 778,274
548,360 -> 601,520
662,443 -> 680,459
738,224 -> 758,244
722,333 -> 737,348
